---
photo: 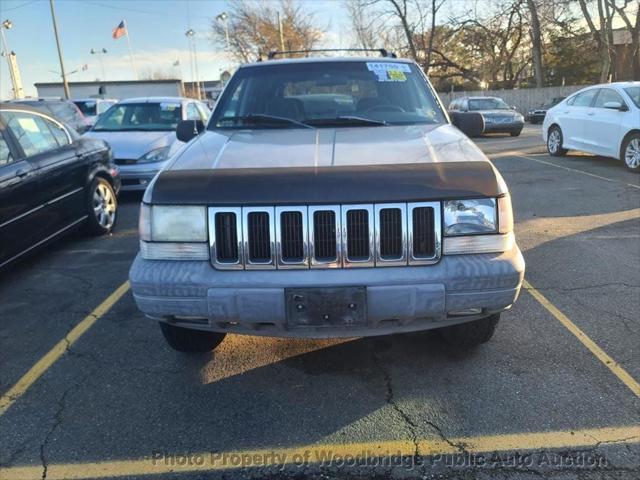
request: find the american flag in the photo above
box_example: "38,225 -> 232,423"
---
112,20 -> 126,40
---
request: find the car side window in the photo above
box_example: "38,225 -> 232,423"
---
1,111 -> 61,157
46,118 -> 70,147
186,103 -> 200,121
0,133 -> 13,166
593,89 -> 625,108
572,90 -> 598,107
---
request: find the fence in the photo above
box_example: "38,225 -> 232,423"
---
438,85 -> 586,115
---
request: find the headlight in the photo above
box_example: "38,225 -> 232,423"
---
138,204 -> 209,260
443,198 -> 497,236
138,146 -> 171,164
442,195 -> 515,255
515,113 -> 524,121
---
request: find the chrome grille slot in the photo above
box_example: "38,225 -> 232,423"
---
242,207 -> 275,269
248,212 -> 271,261
379,208 -> 402,257
280,212 -> 304,261
314,211 -> 336,260
215,212 -> 239,262
309,206 -> 341,268
408,202 -> 441,265
208,207 -> 243,270
342,205 -> 374,267
412,207 -> 434,257
275,206 -> 309,269
374,204 -> 407,265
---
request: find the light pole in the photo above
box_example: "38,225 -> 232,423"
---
49,0 -> 70,99
216,12 -> 229,49
90,48 -> 107,80
185,29 -> 201,100
1,19 -> 24,98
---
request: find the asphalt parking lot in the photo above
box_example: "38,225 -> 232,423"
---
1,124 -> 639,480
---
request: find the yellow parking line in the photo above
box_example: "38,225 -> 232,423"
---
0,425 -> 637,479
0,281 -> 130,416
524,279 -> 640,397
513,154 -> 640,190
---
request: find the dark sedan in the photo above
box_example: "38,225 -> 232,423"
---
11,98 -> 92,134
449,96 -> 524,136
526,96 -> 565,124
0,103 -> 120,269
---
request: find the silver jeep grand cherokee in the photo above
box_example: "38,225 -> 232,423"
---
129,53 -> 525,354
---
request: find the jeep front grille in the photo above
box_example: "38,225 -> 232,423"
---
208,203 -> 440,270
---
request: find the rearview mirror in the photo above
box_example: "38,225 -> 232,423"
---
176,120 -> 204,143
603,101 -> 627,111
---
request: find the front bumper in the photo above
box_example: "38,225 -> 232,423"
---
129,243 -> 525,338
482,121 -> 524,134
117,161 -> 167,191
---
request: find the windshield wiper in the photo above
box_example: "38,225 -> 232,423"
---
218,114 -> 314,129
309,116 -> 387,127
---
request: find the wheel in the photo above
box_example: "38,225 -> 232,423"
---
85,177 -> 117,235
159,322 -> 226,353
547,126 -> 567,157
510,130 -> 521,137
621,133 -> 640,172
438,314 -> 500,349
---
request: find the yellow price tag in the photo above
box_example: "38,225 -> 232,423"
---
387,70 -> 406,81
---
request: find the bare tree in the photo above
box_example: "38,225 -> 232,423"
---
526,0 -> 544,87
608,0 -> 640,79
577,0 -> 615,82
211,0 -> 323,62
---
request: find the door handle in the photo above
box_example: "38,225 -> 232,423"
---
16,169 -> 29,178
587,112 -> 595,116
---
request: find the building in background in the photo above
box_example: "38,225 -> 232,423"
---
34,79 -> 184,100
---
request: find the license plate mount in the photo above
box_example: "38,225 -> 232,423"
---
285,287 -> 367,328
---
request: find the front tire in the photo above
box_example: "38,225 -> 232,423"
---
159,322 -> 226,353
438,314 -> 500,349
510,129 -> 522,137
621,133 -> 640,172
85,177 -> 117,235
547,126 -> 567,157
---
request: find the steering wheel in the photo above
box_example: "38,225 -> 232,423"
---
364,104 -> 406,113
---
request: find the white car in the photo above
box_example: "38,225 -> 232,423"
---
73,98 -> 118,126
542,82 -> 640,172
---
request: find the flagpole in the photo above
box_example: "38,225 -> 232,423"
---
123,19 -> 139,79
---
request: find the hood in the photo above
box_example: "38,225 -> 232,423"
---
168,123 -> 489,171
84,130 -> 176,160
147,124 -> 508,205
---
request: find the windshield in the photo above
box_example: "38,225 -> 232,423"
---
74,101 -> 97,116
93,102 -> 182,132
210,61 -> 446,129
468,98 -> 510,111
624,87 -> 640,108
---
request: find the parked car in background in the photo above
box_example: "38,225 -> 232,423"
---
543,82 -> 640,172
84,97 -> 210,191
129,55 -> 524,355
73,98 -> 118,127
526,97 -> 565,124
11,98 -> 92,134
0,103 -> 120,270
449,96 -> 524,137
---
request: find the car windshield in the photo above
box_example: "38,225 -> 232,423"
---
468,98 -> 511,111
210,60 -> 446,129
624,87 -> 640,108
93,102 -> 182,132
74,101 -> 97,116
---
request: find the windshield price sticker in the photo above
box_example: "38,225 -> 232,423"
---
160,102 -> 180,111
367,62 -> 410,82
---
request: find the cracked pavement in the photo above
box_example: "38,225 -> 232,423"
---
1,125 -> 639,479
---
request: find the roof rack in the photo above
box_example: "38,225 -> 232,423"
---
266,48 -> 397,60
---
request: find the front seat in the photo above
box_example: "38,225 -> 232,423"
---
264,98 -> 305,121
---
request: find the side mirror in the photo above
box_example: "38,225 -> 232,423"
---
176,120 -> 204,143
603,101 -> 628,111
450,111 -> 484,138
511,105 -> 517,110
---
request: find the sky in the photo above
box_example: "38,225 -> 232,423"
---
0,0 -> 349,98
